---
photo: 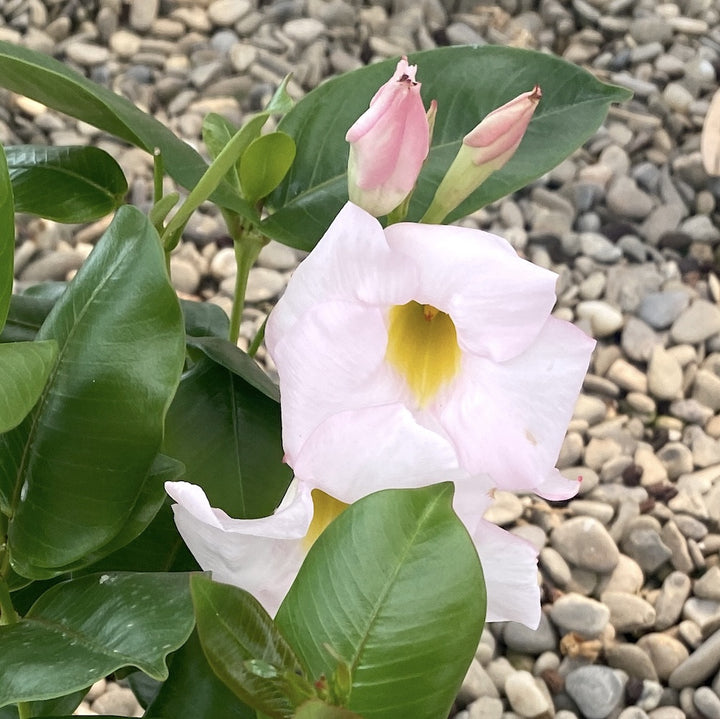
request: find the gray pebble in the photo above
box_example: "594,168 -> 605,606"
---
671,300 -> 720,345
637,633 -> 689,682
551,516 -> 620,573
669,628 -> 720,688
621,528 -> 672,574
503,613 -> 557,656
565,665 -> 624,719
602,591 -> 657,634
638,290 -> 691,330
694,687 -> 720,719
549,593 -> 610,638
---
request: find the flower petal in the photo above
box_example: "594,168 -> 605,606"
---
165,481 -> 312,617
385,222 -> 559,362
266,203 -> 417,345
293,404 -> 463,503
472,518 -> 541,627
272,299 -> 404,463
438,316 -> 595,494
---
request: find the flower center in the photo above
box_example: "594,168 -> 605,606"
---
302,489 -> 349,551
385,300 -> 462,406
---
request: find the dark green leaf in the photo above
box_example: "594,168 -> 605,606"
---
6,145 -> 127,222
0,144 -> 14,333
0,205 -> 185,576
239,132 -> 296,205
0,293 -> 57,343
0,41 -> 254,221
143,629 -> 255,719
191,575 -> 311,718
265,45 -> 631,250
180,299 -> 230,339
265,76 -> 294,115
276,484 -> 486,719
0,688 -> 87,718
164,337 -> 289,519
0,572 -> 195,707
0,341 -> 57,433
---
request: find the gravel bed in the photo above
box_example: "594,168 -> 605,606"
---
4,0 -> 720,717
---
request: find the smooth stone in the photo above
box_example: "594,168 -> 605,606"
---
605,641 -> 658,681
607,176 -> 654,220
638,290 -> 691,330
671,300 -> 720,344
483,491 -> 523,526
574,394 -> 608,425
576,300 -> 625,337
602,591 -> 657,633
91,686 -> 143,716
695,567 -> 720,601
606,359 -> 648,394
660,520 -> 693,574
683,598 -> 720,636
467,696 -> 503,719
65,41 -> 111,66
597,554 -> 645,595
503,613 -> 557,656
693,369 -> 720,412
694,687 -> 720,719
169,256 -> 201,295
565,665 -> 624,719
637,633 -> 689,682
540,546 -> 572,587
458,659 -> 499,703
656,442 -> 694,480
245,268 -> 286,303
505,670 -> 551,718
647,346 -> 684,401
622,316 -> 661,363
621,529 -> 672,574
551,516 -> 620,573
208,0 -> 252,26
669,628 -> 720,688
549,593 -> 610,638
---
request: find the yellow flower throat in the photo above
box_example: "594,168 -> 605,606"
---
385,300 -> 462,406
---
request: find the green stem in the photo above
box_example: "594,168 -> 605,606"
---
247,315 -> 268,358
229,234 -> 264,346
161,127 -> 258,252
153,147 -> 164,205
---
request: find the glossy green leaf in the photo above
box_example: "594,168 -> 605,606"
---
191,575 -> 310,718
164,336 -> 289,519
0,144 -> 14,333
180,299 -> 230,339
239,132 -> 296,205
0,687 -> 87,718
203,113 -> 242,190
295,700 -> 364,719
0,205 -> 185,576
0,572 -> 195,707
0,340 -> 57,433
143,630 -> 255,719
0,41 -> 254,221
265,45 -> 631,249
6,145 -> 127,222
0,293 -> 57,343
265,75 -> 294,116
276,484 -> 486,719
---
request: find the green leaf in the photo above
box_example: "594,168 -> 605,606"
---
191,575 -> 311,718
0,688 -> 87,718
0,144 -> 14,333
239,132 -> 296,206
0,41 -> 254,221
164,336 -> 290,520
0,340 -> 57,433
143,629 -> 255,719
0,205 -> 185,576
202,113 -> 242,190
276,484 -> 486,719
0,572 -> 195,707
265,76 -> 294,116
0,293 -> 56,343
180,299 -> 230,339
265,45 -> 631,250
6,145 -> 128,222
295,700 -> 364,719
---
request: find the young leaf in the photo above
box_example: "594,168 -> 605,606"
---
142,630 -> 256,719
0,41 -> 254,221
163,336 -> 290,520
6,145 -> 128,222
239,132 -> 296,206
275,484 -> 486,719
0,572 -> 195,707
0,206 -> 185,576
191,575 -> 312,718
0,144 -> 14,333
0,340 -> 57,433
264,45 -> 631,250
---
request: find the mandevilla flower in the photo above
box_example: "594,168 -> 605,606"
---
165,477 -> 540,624
266,202 -> 594,506
166,202 -> 594,628
423,86 -> 542,223
345,56 -> 431,217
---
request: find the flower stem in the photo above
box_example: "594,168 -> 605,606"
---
229,231 -> 265,346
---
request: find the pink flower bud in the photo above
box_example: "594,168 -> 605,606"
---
423,86 -> 542,224
345,56 -> 430,217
